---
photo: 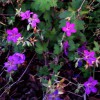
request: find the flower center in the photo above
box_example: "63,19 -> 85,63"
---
87,83 -> 91,87
67,27 -> 70,30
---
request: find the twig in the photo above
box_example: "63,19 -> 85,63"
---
55,75 -> 78,86
89,0 -> 95,6
67,91 -> 83,98
0,81 -> 10,91
0,14 -> 15,16
0,70 -> 4,76
77,0 -> 86,12
83,93 -> 86,100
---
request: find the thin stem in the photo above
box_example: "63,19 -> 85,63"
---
83,93 -> 86,100
67,91 -> 83,98
0,81 -> 10,91
0,14 -> 15,16
77,0 -> 86,12
55,75 -> 78,86
89,0 -> 95,6
94,2 -> 100,8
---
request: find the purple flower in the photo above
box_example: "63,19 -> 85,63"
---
63,41 -> 69,56
84,77 -> 98,95
83,50 -> 96,66
4,53 -> 25,73
77,44 -> 87,56
78,60 -> 83,67
28,14 -> 40,28
20,10 -> 33,20
12,53 -> 25,64
4,56 -> 17,72
4,62 -> 17,72
6,27 -> 21,43
62,22 -> 76,37
47,90 -> 62,100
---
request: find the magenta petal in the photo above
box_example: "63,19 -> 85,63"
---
13,27 -> 18,33
31,22 -> 36,28
84,81 -> 88,87
35,19 -> 40,23
6,30 -> 12,35
66,22 -> 70,27
70,23 -> 75,28
85,88 -> 91,95
90,51 -> 95,56
88,77 -> 94,82
32,14 -> 38,18
84,50 -> 88,54
71,29 -> 76,33
62,27 -> 67,32
66,31 -> 71,37
91,87 -> 97,93
92,80 -> 98,86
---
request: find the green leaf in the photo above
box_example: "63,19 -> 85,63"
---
43,11 -> 52,21
78,32 -> 86,42
43,42 -> 48,52
35,42 -> 48,54
67,52 -> 75,61
71,0 -> 83,10
59,11 -> 76,28
54,44 -> 61,55
35,42 -> 44,54
13,44 -> 24,53
93,41 -> 100,52
74,19 -> 85,30
7,16 -> 15,25
59,11 -> 73,19
50,64 -> 62,73
31,0 -> 58,12
45,28 -> 56,41
59,19 -> 66,28
53,65 -> 62,73
21,2 -> 31,12
79,67 -> 90,78
68,40 -> 76,51
38,66 -> 49,76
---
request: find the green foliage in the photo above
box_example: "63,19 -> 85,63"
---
79,67 -> 90,78
50,64 -> 62,73
13,44 -> 24,53
93,41 -> 100,52
73,19 -> 85,31
35,42 -> 48,54
53,44 -> 61,55
22,2 -> 31,11
31,0 -> 58,12
7,16 -> 15,25
59,11 -> 76,28
70,0 -> 83,10
38,66 -> 49,76
68,40 -> 76,51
